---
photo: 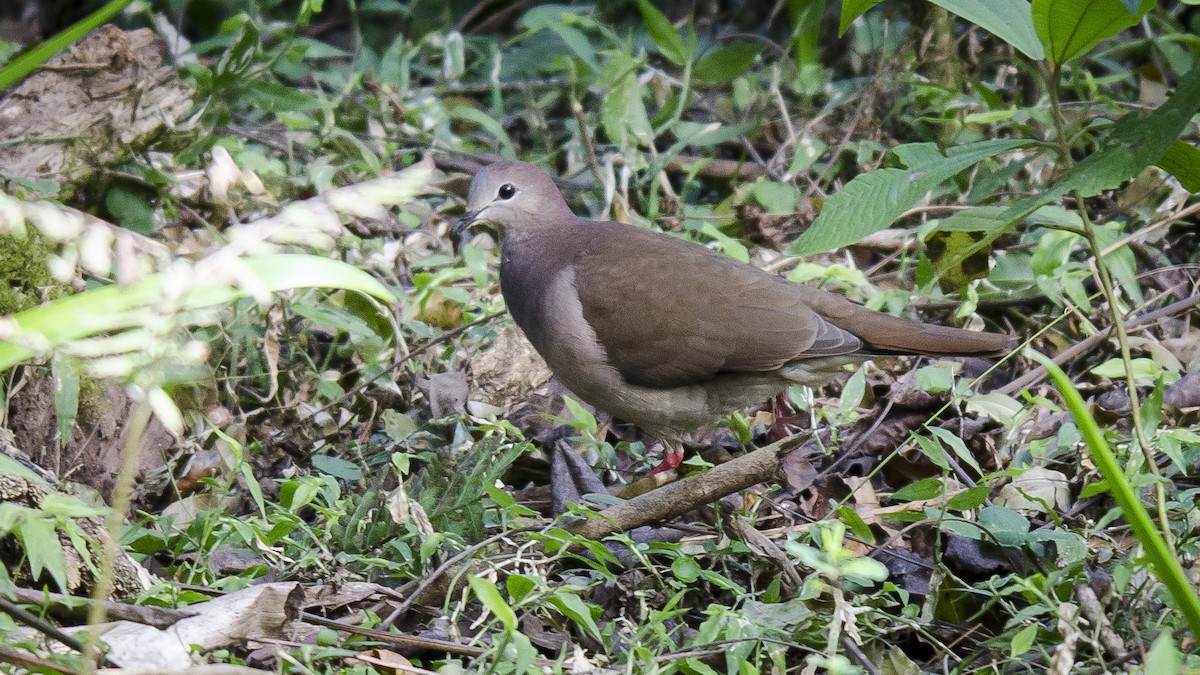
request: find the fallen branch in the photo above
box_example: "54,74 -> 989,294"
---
566,434 -> 807,540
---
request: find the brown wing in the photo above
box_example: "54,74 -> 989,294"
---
573,221 -> 863,388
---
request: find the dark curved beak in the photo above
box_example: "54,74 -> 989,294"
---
450,210 -> 479,252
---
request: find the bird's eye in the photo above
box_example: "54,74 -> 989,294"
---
497,183 -> 516,200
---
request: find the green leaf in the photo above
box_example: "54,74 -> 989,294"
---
892,477 -> 945,502
104,185 -> 156,235
836,506 -> 875,544
311,455 -> 362,480
946,486 -> 991,511
929,0 -> 1044,60
912,435 -> 951,471
672,555 -> 701,582
1032,0 -> 1152,64
1145,633 -> 1182,674
468,575 -> 517,632
520,6 -> 602,73
753,181 -> 800,214
637,0 -> 691,65
602,57 -> 655,149
694,43 -> 761,82
38,493 -> 106,518
548,591 -> 603,641
1010,623 -> 1039,657
1090,357 -> 1162,382
790,139 -> 1030,255
977,505 -> 1030,546
928,426 -> 984,476
1154,140 -> 1200,192
839,368 -> 866,411
18,515 -> 68,591
506,573 -> 537,603
838,0 -> 886,36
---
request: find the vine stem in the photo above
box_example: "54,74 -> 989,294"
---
1046,62 -> 1174,551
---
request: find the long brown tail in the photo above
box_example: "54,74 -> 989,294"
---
796,285 -> 1015,357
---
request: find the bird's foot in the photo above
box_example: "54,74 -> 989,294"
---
647,442 -> 685,476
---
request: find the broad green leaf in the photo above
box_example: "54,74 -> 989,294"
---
790,139 -> 1030,255
311,455 -> 362,480
977,505 -> 1030,546
1032,0 -> 1152,64
602,56 -> 654,149
1154,140 -> 1200,192
1010,623 -> 1038,657
519,6 -> 601,73
506,574 -> 537,603
18,515 -> 68,592
946,486 -> 992,511
104,185 -> 156,235
931,206 -> 1009,233
928,426 -> 984,476
912,434 -> 951,471
672,555 -> 701,582
1090,357 -> 1162,382
839,0 -> 886,35
39,493 -> 106,518
468,575 -> 517,632
892,477 -> 945,502
753,181 -> 800,214
637,0 -> 690,65
548,591 -> 603,641
0,455 -> 49,484
1145,633 -> 1182,674
450,105 -> 516,158
694,43 -> 762,82
836,506 -> 875,544
979,64 -> 1200,241
930,0 -> 1044,60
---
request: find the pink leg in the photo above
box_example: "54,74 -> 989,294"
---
647,441 -> 685,475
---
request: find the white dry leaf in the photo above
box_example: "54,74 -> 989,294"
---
207,145 -> 240,203
83,354 -> 137,379
79,222 -> 115,277
25,200 -> 83,241
386,481 -> 435,536
995,466 -> 1071,514
47,250 -> 77,282
327,158 -> 435,217
82,582 -> 301,669
0,193 -> 26,236
240,167 -> 266,195
568,645 -> 596,673
114,230 -> 143,285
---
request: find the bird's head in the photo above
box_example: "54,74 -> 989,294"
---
451,161 -> 574,248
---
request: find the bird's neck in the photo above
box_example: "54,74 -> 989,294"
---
499,220 -> 582,351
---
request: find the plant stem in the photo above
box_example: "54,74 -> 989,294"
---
80,395 -> 153,672
1046,61 -> 1173,551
